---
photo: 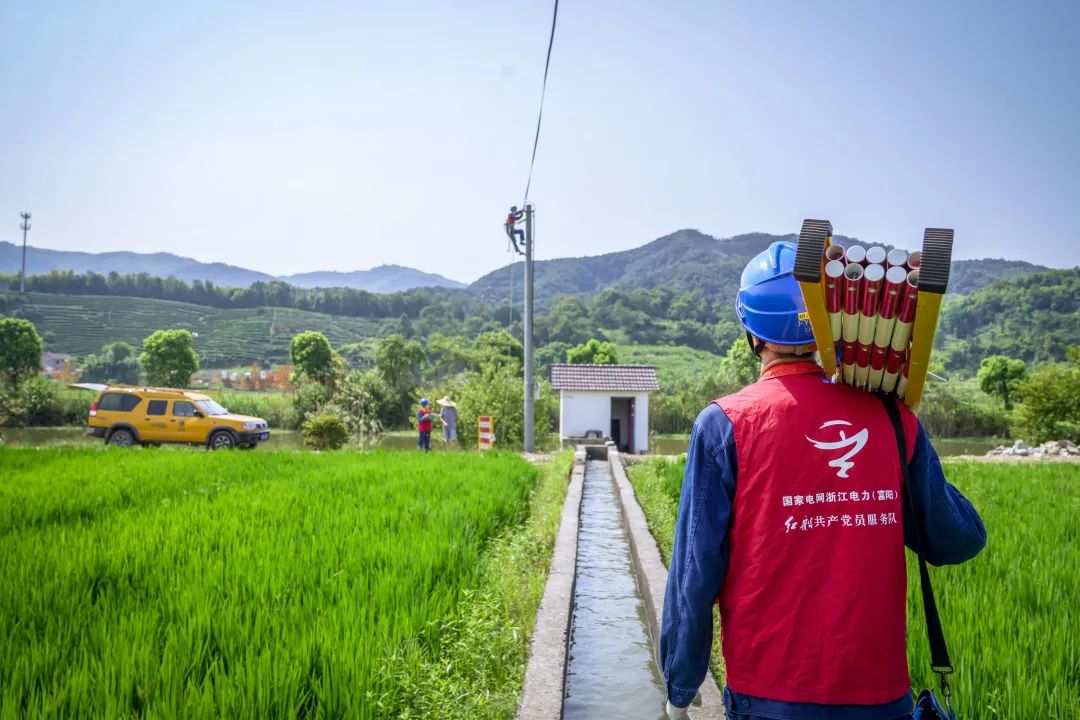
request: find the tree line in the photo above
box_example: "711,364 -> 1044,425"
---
8,266 -> 1080,375
4,313 -> 1080,446
1,269 -> 469,319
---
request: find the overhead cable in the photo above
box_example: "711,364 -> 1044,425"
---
522,0 -> 559,207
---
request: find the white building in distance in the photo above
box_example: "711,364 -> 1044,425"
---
550,364 -> 658,454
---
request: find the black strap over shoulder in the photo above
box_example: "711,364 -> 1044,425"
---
878,395 -> 954,689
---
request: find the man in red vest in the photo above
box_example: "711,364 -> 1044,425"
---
416,398 -> 435,451
660,241 -> 986,720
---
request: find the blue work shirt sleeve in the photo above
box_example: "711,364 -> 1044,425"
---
902,422 -> 987,566
659,404 -> 737,708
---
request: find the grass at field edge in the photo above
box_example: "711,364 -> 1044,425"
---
625,458 -> 1080,720
378,450 -> 574,719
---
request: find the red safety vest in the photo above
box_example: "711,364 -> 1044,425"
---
417,409 -> 433,432
714,361 -> 917,705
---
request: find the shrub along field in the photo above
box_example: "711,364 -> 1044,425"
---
626,458 -> 1079,720
0,448 -> 569,718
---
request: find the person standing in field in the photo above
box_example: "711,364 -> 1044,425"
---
660,241 -> 987,720
437,397 -> 459,448
416,398 -> 435,452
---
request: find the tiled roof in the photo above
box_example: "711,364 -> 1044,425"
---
549,364 -> 659,392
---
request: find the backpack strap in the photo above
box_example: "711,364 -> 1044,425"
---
879,394 -> 955,713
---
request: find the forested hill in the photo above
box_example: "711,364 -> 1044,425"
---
938,267 -> 1080,371
468,230 -> 798,307
0,242 -> 464,293
468,230 -> 1049,308
0,241 -> 273,288
948,259 -> 1050,295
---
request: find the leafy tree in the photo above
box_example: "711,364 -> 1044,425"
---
353,369 -> 397,430
543,297 -> 599,345
535,341 -> 570,375
918,380 -> 1011,438
567,339 -> 619,364
425,333 -> 475,381
375,334 -> 426,422
472,330 -> 524,369
376,334 -> 425,390
1013,358 -> 1080,444
140,329 -> 199,387
290,331 -> 335,381
338,338 -> 380,371
724,337 -> 759,387
291,377 -> 336,427
81,341 -> 141,385
0,318 -> 43,387
976,355 -> 1026,410
335,371 -> 384,438
301,412 -> 349,450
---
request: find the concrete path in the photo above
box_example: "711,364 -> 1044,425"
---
517,452 -> 585,719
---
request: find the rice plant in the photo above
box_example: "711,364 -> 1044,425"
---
0,448 -> 538,718
627,458 -> 1079,719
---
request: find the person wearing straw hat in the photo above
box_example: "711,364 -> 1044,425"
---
660,241 -> 986,720
437,397 -> 458,448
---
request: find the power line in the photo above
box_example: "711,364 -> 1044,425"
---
522,0 -> 559,207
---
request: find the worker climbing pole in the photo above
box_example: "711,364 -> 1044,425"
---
504,0 -> 558,452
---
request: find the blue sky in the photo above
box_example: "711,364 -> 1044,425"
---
2,1 -> 1077,282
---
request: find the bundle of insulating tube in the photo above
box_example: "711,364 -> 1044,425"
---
823,243 -> 920,398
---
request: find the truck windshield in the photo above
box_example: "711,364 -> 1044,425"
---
196,399 -> 229,416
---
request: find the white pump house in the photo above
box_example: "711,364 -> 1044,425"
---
550,364 -> 659,454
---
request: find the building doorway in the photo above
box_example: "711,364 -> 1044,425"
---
610,397 -> 636,453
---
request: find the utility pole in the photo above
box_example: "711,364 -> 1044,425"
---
523,203 -> 535,452
19,211 -> 32,294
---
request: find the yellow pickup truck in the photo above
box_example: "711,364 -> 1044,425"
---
73,384 -> 270,449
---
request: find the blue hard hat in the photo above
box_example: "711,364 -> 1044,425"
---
735,241 -> 814,346
420,398 -> 430,406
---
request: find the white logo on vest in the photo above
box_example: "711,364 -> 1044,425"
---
805,420 -> 868,478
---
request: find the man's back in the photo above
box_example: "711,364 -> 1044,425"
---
715,361 -> 918,704
661,240 -> 985,720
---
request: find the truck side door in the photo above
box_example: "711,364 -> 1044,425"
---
140,399 -> 170,442
171,400 -> 211,444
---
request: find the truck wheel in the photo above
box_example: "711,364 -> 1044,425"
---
209,431 -> 236,450
108,428 -> 136,447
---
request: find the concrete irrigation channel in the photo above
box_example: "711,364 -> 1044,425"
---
517,445 -> 724,720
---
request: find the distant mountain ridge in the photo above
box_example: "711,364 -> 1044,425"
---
468,230 -> 801,308
284,265 -> 464,293
468,229 -> 1053,308
1,230 -> 1050,301
0,241 -> 465,293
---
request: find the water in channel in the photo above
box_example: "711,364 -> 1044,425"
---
564,458 -> 667,719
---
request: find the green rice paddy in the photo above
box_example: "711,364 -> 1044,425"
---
0,448 -> 540,718
626,458 -> 1079,719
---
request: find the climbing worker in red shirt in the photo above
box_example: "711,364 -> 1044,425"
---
660,241 -> 986,720
505,206 -> 525,255
416,398 -> 438,452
